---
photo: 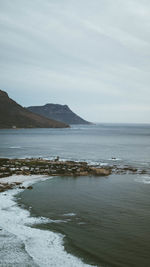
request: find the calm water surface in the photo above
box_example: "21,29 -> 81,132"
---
0,123 -> 150,167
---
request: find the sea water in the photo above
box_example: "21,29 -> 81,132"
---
0,123 -> 150,266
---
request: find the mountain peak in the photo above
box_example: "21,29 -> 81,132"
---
0,90 -> 69,129
27,104 -> 91,125
0,89 -> 8,97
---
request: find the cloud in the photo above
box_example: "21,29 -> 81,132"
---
0,0 -> 150,123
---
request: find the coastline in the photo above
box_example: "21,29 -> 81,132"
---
0,158 -> 112,192
0,157 -> 147,193
0,175 -> 96,267
0,124 -> 150,266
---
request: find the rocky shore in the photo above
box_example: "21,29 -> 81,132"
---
0,158 -> 112,192
0,157 -> 147,192
0,158 -> 112,179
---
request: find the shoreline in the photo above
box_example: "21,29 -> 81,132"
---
0,175 -> 94,267
0,165 -> 149,266
0,174 -> 49,192
0,157 -> 147,192
0,158 -> 112,192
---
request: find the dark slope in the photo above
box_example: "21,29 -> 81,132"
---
27,104 -> 91,125
0,90 -> 69,128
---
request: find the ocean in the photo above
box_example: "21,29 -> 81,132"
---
0,123 -> 150,267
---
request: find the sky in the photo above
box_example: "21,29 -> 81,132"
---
0,0 -> 150,123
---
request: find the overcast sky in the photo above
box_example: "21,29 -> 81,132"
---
0,0 -> 150,123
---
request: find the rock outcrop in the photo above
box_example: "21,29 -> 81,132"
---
0,90 -> 69,128
0,158 -> 145,192
0,158 -> 112,179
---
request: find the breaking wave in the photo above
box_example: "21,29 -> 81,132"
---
0,177 -> 95,267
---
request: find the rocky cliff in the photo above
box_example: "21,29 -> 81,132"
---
27,104 -> 91,125
0,90 -> 69,128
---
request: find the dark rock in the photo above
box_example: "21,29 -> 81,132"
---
0,89 -> 69,129
27,186 -> 33,190
19,186 -> 26,189
0,158 -> 114,180
90,167 -> 112,176
14,182 -> 22,185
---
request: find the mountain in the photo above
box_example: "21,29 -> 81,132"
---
27,104 -> 91,125
0,90 -> 69,128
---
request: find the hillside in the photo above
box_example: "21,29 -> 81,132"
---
0,90 -> 69,128
27,104 -> 91,125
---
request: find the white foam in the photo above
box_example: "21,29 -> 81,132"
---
100,163 -> 108,166
109,158 -> 122,161
0,174 -> 47,184
9,146 -> 22,149
0,229 -> 37,266
135,175 -> 150,184
87,161 -> 99,166
63,213 -> 76,217
0,176 -> 96,267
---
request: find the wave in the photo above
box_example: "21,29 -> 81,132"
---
63,213 -> 76,217
108,158 -> 122,161
9,146 -> 22,149
135,175 -> 150,184
0,177 -> 96,267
